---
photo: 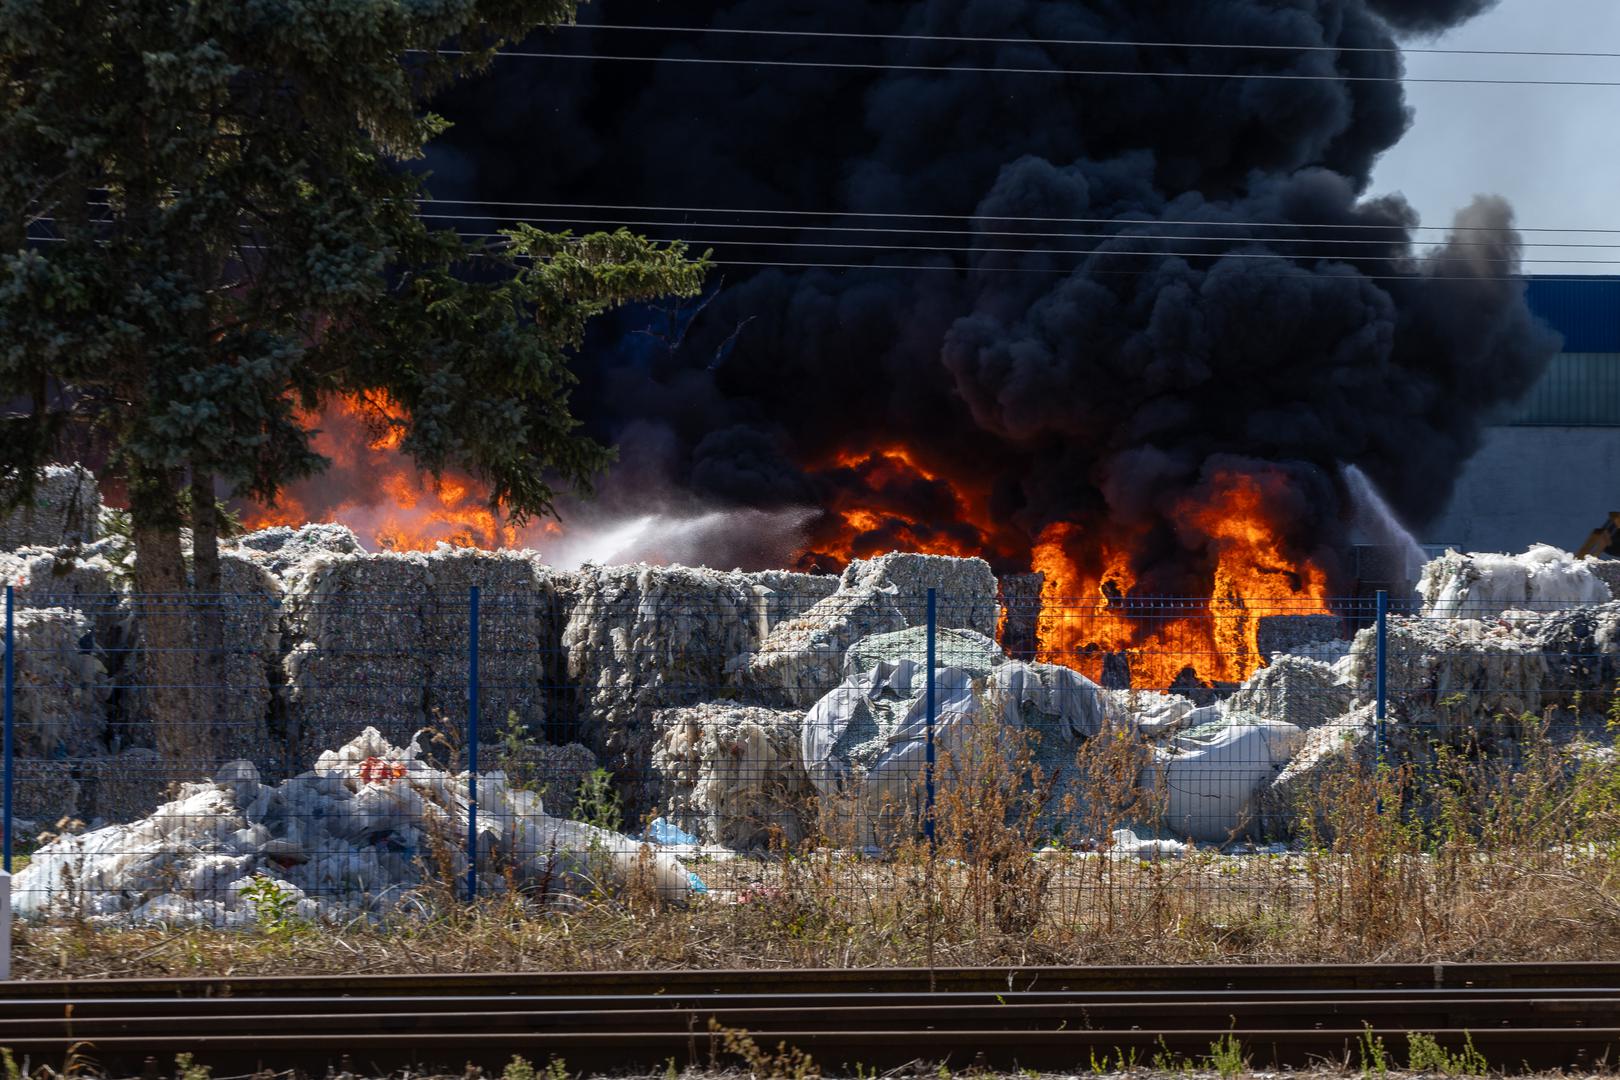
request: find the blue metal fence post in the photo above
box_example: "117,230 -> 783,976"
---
466,585 -> 480,902
1375,589 -> 1389,767
3,585 -> 12,875
925,588 -> 936,849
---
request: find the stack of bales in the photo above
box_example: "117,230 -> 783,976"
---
419,548 -> 559,743
0,465 -> 100,550
561,564 -> 762,815
4,606 -> 113,826
115,553 -> 281,775
1346,602 -> 1620,749
282,551 -> 433,769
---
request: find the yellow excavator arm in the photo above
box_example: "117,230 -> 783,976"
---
1578,511 -> 1620,559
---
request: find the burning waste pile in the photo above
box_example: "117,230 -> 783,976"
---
4,470 -> 1620,925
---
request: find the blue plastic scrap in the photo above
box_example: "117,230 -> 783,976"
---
644,817 -> 701,847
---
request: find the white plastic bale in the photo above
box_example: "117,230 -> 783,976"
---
421,548 -> 555,744
735,587 -> 908,708
284,643 -> 429,770
1228,655 -> 1355,731
1348,601 -> 1620,745
842,625 -> 1004,681
838,553 -> 1002,637
651,703 -> 812,848
3,607 -> 111,760
741,571 -> 840,637
1139,716 -> 1306,843
493,740 -> 597,818
1419,545 -> 1612,619
561,564 -> 760,814
1255,704 -> 1376,839
80,748 -> 168,825
226,524 -> 364,578
0,465 -> 100,551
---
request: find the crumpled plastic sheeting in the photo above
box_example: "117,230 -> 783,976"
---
652,702 -> 812,849
1140,716 -> 1306,843
802,659 -> 1131,843
14,728 -> 689,926
1419,545 -> 1612,619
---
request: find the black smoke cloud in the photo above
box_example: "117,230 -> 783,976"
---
422,0 -> 1556,584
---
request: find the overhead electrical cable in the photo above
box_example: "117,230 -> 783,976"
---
23,234 -> 1616,284
414,211 -> 1620,250
432,48 -> 1620,88
443,229 -> 1620,266
560,22 -> 1620,61
414,198 -> 1620,236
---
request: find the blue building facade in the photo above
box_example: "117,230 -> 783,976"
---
1511,278 -> 1620,426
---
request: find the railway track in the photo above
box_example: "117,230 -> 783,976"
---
3,964 -> 1619,1074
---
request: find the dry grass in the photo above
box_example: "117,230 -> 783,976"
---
16,707 -> 1620,981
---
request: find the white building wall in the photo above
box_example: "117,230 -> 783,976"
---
1424,426 -> 1620,553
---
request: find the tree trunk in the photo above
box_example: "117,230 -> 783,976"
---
189,466 -> 229,763
129,462 -> 213,774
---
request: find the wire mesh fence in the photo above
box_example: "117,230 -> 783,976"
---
3,574 -> 1618,932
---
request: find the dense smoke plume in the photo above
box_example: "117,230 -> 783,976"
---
402,0 -> 1557,586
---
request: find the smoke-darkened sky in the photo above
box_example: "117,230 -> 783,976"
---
413,0 -> 1562,582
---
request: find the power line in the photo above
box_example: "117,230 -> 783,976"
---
417,202 -> 1620,238
417,211 -> 1620,251
63,196 -> 1620,236
414,200 -> 1620,241
24,234 -> 1615,283
695,258 -> 1619,284
446,229 -> 1620,266
563,22 -> 1620,61
448,48 -> 1620,88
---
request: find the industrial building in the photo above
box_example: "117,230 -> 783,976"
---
1427,277 -> 1620,553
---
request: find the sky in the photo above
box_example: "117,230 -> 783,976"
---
1370,0 -> 1620,275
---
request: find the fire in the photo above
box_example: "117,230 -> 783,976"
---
241,391 -> 518,551
1032,471 -> 1333,688
797,444 -> 1003,571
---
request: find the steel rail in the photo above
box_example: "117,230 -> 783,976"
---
8,986 -> 1620,1018
10,961 -> 1620,998
12,995 -> 1620,1034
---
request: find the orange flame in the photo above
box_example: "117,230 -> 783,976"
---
1032,470 -> 1333,688
241,391 -> 519,551
796,444 -> 1003,571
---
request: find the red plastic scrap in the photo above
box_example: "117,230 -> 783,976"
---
358,756 -> 408,784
